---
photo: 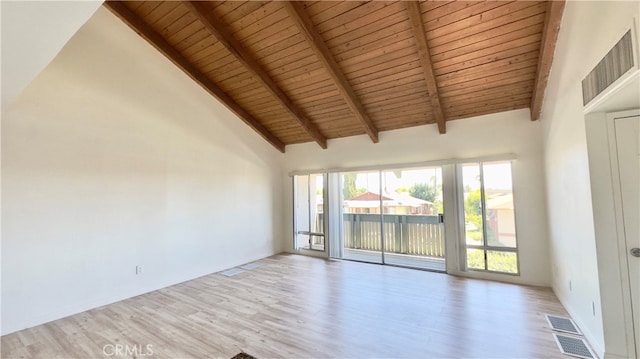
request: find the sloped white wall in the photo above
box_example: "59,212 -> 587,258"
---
540,2 -> 640,358
1,1 -> 103,107
1,7 -> 283,335
283,109 -> 551,287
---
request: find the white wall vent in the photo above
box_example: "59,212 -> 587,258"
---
582,30 -> 635,106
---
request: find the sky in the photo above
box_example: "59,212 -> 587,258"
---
462,162 -> 513,190
352,167 -> 442,193
306,161 -> 514,198
349,161 -> 513,193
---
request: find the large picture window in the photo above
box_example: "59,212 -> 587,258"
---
291,158 -> 519,277
460,161 -> 519,274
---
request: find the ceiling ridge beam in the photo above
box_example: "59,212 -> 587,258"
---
183,1 -> 328,149
282,2 -> 379,144
406,1 -> 447,134
530,0 -> 565,121
102,1 -> 286,153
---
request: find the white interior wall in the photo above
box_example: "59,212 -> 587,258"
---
540,2 -> 640,358
0,0 -> 103,107
1,7 -> 283,335
283,109 -> 551,287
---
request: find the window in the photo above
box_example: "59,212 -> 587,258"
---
291,158 -> 519,277
461,161 -> 518,274
293,174 -> 325,251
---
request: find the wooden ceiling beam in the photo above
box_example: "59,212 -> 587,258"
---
405,1 -> 447,134
183,1 -> 328,149
530,0 -> 565,121
103,1 -> 286,153
283,2 -> 379,144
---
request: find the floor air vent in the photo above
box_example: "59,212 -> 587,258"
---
553,334 -> 596,359
221,268 -> 245,277
546,314 -> 582,335
241,263 -> 260,270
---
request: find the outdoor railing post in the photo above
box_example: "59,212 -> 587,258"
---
355,214 -> 362,249
401,215 -> 408,254
394,215 -> 402,254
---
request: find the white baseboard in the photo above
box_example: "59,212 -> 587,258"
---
552,285 -> 606,359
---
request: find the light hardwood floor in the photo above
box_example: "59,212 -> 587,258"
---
2,254 -> 573,358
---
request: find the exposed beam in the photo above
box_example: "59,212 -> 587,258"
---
183,1 -> 328,149
283,2 -> 379,144
103,1 -> 286,153
405,1 -> 447,134
530,0 -> 565,121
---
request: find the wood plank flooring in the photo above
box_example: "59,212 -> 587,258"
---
2,254 -> 571,358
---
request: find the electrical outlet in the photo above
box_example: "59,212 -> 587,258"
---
569,279 -> 572,291
136,265 -> 143,275
592,301 -> 596,316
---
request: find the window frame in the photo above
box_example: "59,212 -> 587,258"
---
292,173 -> 328,253
457,161 -> 520,275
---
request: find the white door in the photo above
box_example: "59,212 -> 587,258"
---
615,115 -> 640,356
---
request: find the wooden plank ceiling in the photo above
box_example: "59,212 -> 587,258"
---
105,1 -> 565,152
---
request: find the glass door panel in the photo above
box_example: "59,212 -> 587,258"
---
293,174 -> 325,251
381,167 -> 445,271
294,175 -> 310,250
482,162 -> 517,249
309,174 -> 325,251
461,164 -> 484,250
340,171 -> 382,263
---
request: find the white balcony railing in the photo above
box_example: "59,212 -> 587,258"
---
316,213 -> 445,258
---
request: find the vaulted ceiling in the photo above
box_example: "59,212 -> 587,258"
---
105,1 -> 565,152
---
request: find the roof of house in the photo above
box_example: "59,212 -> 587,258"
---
346,191 -> 431,207
487,193 -> 514,210
350,192 -> 394,201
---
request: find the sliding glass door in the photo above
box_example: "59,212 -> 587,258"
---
336,167 -> 445,271
381,167 -> 445,271
340,171 -> 383,263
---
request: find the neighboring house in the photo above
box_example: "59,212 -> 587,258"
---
344,192 -> 433,215
486,193 -> 516,247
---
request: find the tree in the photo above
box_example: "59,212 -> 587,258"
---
464,189 -> 482,229
433,199 -> 444,214
409,183 -> 436,202
342,174 -> 366,200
